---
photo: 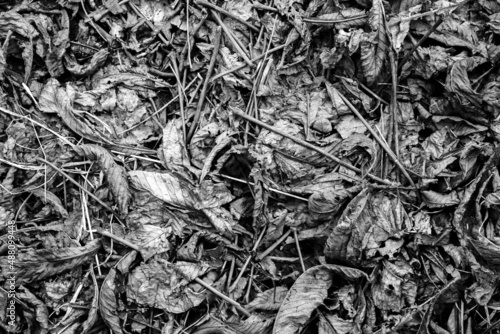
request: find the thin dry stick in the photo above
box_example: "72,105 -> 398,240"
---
398,16 -> 444,71
229,256 -> 252,292
293,228 -> 306,273
120,75 -> 200,134
389,50 -> 400,166
255,229 -> 292,261
229,226 -> 267,292
210,10 -> 253,67
252,2 -> 278,12
0,107 -> 74,147
244,265 -> 254,303
306,93 -> 311,140
179,10 -> 208,74
216,174 -> 308,201
335,75 -> 389,105
211,44 -> 286,81
187,28 -> 222,142
337,92 -> 416,187
128,2 -> 171,47
95,230 -> 142,250
193,277 -> 251,317
227,235 -> 238,291
303,14 -> 368,24
37,157 -> 122,219
231,108 -> 393,186
169,54 -> 187,144
195,0 -> 259,32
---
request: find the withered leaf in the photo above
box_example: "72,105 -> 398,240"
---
360,0 -> 389,85
73,144 -> 131,216
273,264 -> 367,334
129,170 -> 235,233
0,239 -> 101,287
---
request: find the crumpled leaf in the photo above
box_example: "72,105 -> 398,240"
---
445,57 -> 486,111
100,251 -> 137,334
129,170 -> 235,233
125,224 -> 171,261
335,115 -> 366,139
73,144 -> 131,215
318,313 -> 354,334
371,260 -> 416,311
160,118 -> 194,175
64,49 -> 109,76
99,269 -> 123,334
246,286 -> 289,312
39,78 -> 114,144
422,190 -> 461,208
272,264 -> 367,334
127,259 -> 210,313
388,5 -> 421,52
432,116 -> 488,136
311,9 -> 367,30
360,0 -> 389,85
30,188 -> 69,218
194,314 -> 274,334
80,269 -> 99,334
46,10 -> 70,78
17,287 -> 50,334
0,239 -> 101,287
0,11 -> 38,38
325,190 -> 409,264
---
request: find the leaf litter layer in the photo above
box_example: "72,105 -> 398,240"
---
1,0 -> 500,332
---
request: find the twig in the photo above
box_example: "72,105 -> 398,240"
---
252,2 -> 278,12
211,44 -> 286,82
195,0 -> 259,32
302,14 -> 367,25
94,230 -> 141,251
398,16 -> 444,71
36,157 -> 123,219
215,173 -> 308,201
0,107 -> 75,147
128,2 -> 171,47
169,54 -> 187,145
293,228 -> 306,273
388,49 -> 400,182
179,9 -> 208,74
187,28 -> 222,142
228,256 -> 252,292
227,235 -> 238,291
193,277 -> 251,317
335,75 -> 389,105
255,229 -> 292,261
229,227 -> 267,292
210,10 -> 254,67
148,68 -> 175,78
119,75 -> 200,135
231,108 -> 393,185
69,41 -> 100,51
336,92 -> 416,187
306,93 -> 311,140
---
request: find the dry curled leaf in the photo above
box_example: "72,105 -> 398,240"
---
273,264 -> 367,334
73,144 -> 131,216
0,239 -> 101,287
360,0 -> 389,85
129,170 -> 235,233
